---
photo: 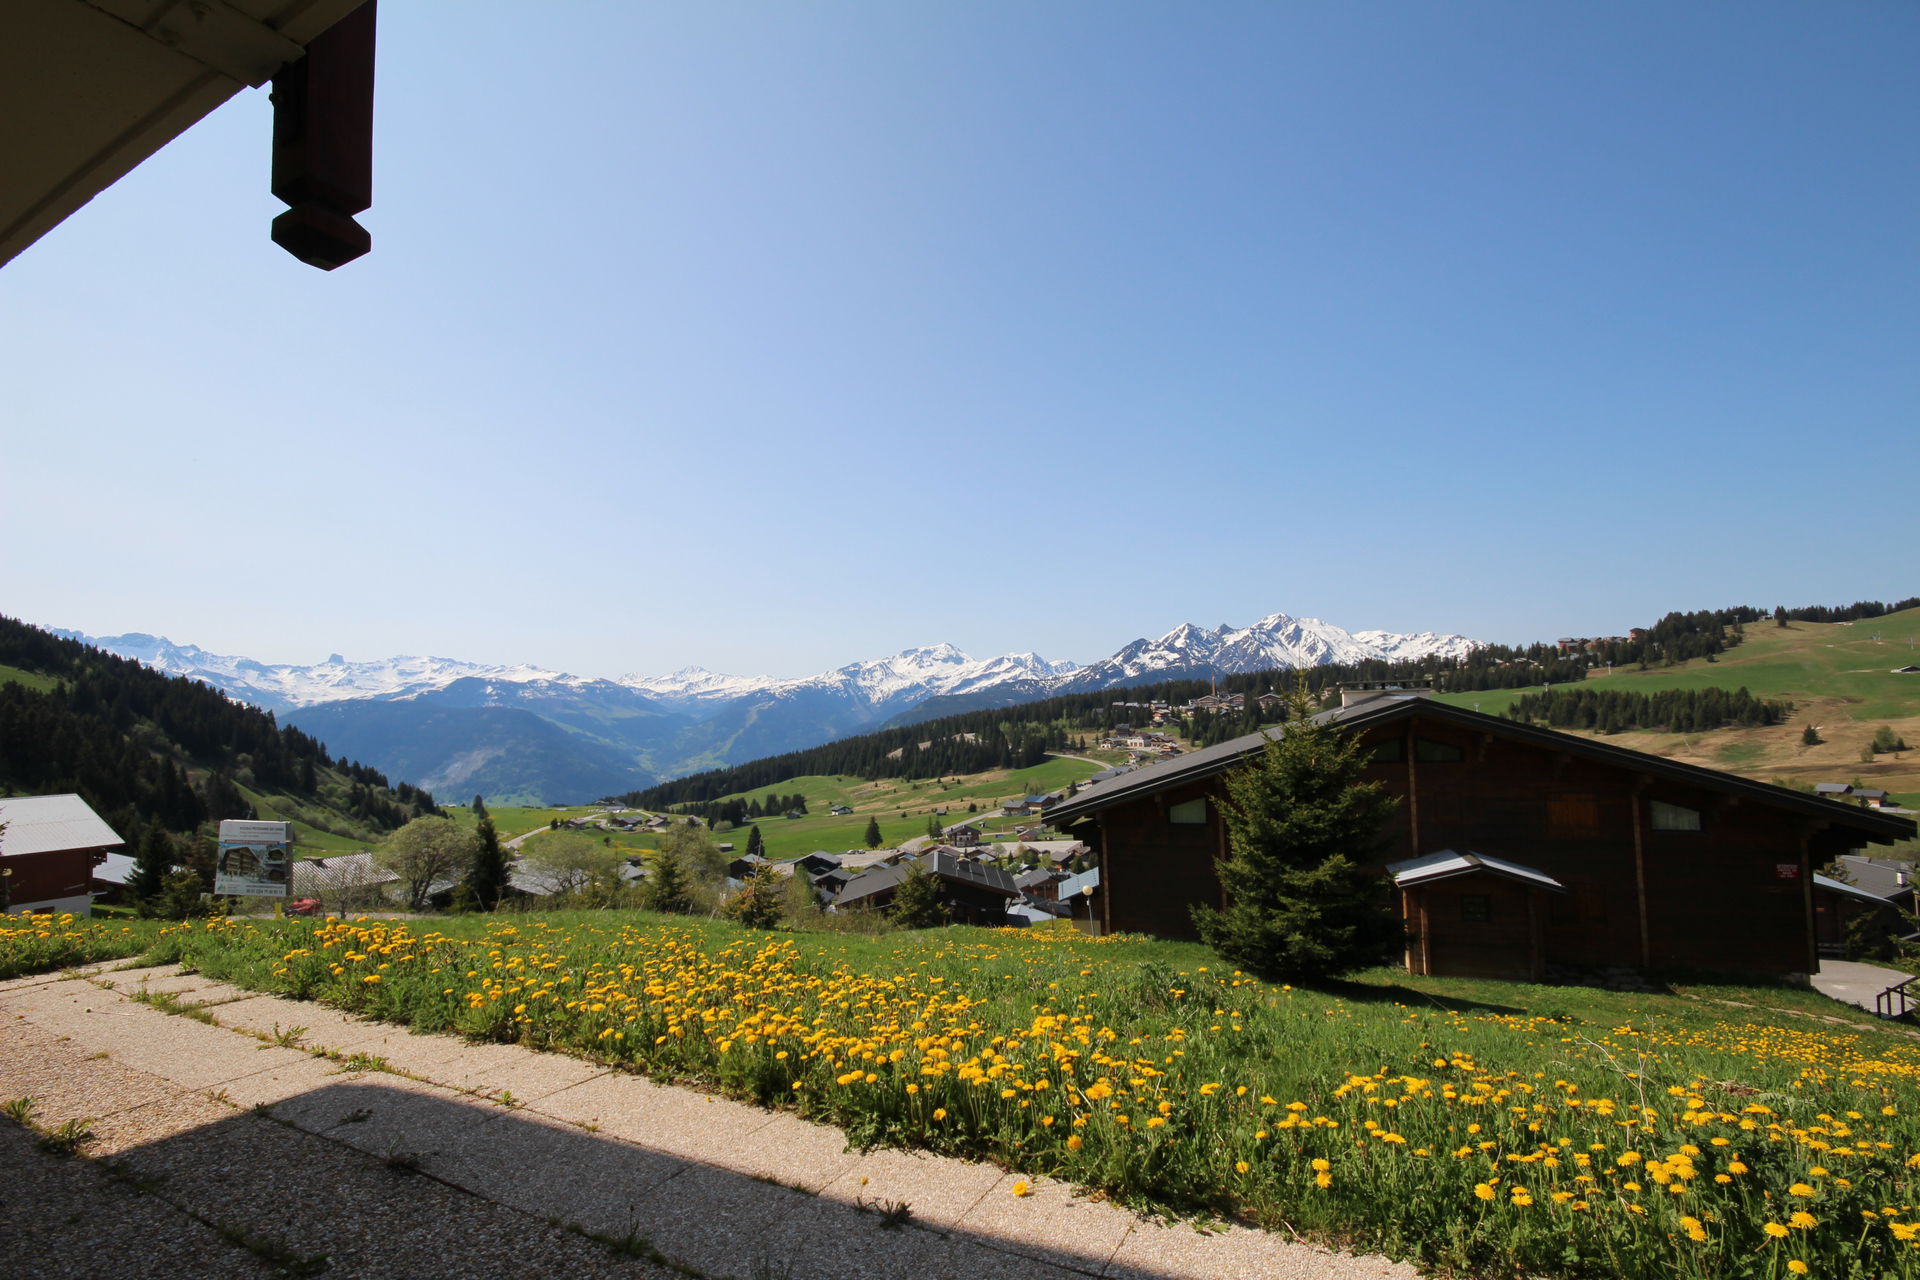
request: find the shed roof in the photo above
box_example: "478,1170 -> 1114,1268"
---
1044,696 -> 1918,844
1831,854 -> 1917,901
1386,850 -> 1567,893
1813,873 -> 1904,909
0,794 -> 124,856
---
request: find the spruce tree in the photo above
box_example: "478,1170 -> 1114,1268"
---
746,825 -> 765,859
127,823 -> 174,911
472,795 -> 489,819
864,816 -> 884,849
726,864 -> 784,929
643,851 -> 694,914
891,862 -> 949,929
1802,724 -> 1822,747
1191,691 -> 1402,982
465,813 -> 509,910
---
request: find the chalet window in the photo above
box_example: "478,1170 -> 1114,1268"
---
1370,737 -> 1405,763
1414,737 -> 1465,763
1460,894 -> 1492,923
1650,801 -> 1702,831
1168,798 -> 1208,825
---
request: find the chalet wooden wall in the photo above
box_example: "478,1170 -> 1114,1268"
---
1094,713 -> 1843,978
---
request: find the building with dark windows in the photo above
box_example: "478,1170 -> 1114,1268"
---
1046,689 -> 1914,983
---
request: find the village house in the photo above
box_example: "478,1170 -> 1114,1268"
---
1045,690 -> 1915,983
832,849 -> 1019,925
0,794 -> 125,916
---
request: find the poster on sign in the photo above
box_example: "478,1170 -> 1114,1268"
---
216,819 -> 294,896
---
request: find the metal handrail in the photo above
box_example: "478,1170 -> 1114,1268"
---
1876,975 -> 1920,1020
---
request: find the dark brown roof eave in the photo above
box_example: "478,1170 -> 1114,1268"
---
1044,696 -> 1917,844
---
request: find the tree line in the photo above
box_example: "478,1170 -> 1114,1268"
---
1502,686 -> 1791,734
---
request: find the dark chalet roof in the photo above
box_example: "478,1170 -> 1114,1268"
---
834,849 -> 1019,907
1046,694 -> 1917,845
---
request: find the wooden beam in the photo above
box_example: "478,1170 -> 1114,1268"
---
1632,777 -> 1651,969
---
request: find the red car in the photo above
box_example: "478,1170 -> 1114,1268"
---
285,898 -> 322,916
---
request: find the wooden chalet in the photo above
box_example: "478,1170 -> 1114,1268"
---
1045,692 -> 1916,983
0,794 -> 125,916
833,850 -> 1018,925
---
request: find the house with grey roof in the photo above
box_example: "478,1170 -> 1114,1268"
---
0,794 -> 124,915
833,849 -> 1018,926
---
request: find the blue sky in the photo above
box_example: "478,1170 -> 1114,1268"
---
4,2 -> 1914,678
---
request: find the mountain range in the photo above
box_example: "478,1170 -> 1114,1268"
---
57,613 -> 1476,805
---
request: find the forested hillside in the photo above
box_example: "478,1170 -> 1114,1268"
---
0,615 -> 441,854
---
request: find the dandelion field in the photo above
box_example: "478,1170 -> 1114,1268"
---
11,911 -> 1920,1278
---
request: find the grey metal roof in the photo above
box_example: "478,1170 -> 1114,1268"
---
834,849 -> 1018,907
1831,855 -> 1917,901
1814,872 -> 1903,909
1044,695 -> 1919,844
0,794 -> 124,856
290,852 -> 401,894
1386,849 -> 1568,893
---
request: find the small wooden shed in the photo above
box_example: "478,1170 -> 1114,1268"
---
1388,849 -> 1568,982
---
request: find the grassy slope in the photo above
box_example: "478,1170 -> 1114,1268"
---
0,663 -> 59,694
691,756 -> 1104,861
1434,607 -> 1920,809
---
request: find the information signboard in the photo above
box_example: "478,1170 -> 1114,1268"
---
215,819 -> 294,897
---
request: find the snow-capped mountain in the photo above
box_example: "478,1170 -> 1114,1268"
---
1058,612 -> 1476,690
50,630 -> 590,713
59,611 -> 1475,802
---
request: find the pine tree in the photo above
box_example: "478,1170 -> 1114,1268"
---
745,825 -> 764,859
864,816 -> 883,849
1191,691 -> 1402,981
465,813 -> 509,910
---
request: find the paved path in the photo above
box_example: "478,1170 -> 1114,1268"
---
1812,959 -> 1913,1016
0,962 -> 1416,1280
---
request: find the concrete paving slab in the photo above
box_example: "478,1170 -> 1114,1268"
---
84,1089 -> 236,1157
266,1075 -> 497,1162
401,1037 -> 610,1102
1104,1219 -> 1418,1280
693,1109 -> 864,1192
24,1000 -> 314,1090
429,1106 -> 694,1232
0,978 -> 133,1019
0,1122 -> 278,1280
0,1020 -> 182,1124
217,1053 -> 361,1109
758,1198 -> 1097,1280
619,1159 -> 814,1279
107,1108 -> 685,1280
115,971 -> 235,1001
954,1173 -> 1135,1275
819,1145 -> 1010,1233
534,1070 -> 779,1155
205,995 -> 468,1068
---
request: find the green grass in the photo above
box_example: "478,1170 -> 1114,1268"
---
1432,609 -> 1920,809
0,662 -> 59,694
20,909 -> 1916,1279
445,804 -> 601,841
688,758 -> 1104,861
